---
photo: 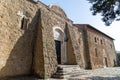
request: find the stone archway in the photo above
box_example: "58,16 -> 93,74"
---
53,26 -> 67,64
53,27 -> 64,41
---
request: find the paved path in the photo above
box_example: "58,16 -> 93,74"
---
1,67 -> 120,80
66,67 -> 120,80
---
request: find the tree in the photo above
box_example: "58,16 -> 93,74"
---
116,53 -> 120,66
87,0 -> 120,26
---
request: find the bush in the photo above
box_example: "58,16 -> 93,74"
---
116,53 -> 120,66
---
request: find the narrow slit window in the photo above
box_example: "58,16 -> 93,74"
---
21,17 -> 28,30
94,37 -> 97,42
110,44 -> 112,48
95,48 -> 98,57
21,17 -> 25,29
101,40 -> 103,44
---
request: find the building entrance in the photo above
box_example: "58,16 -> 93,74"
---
104,57 -> 108,67
55,40 -> 61,64
53,26 -> 67,64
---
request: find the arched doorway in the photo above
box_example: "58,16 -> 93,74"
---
55,40 -> 61,64
53,27 -> 65,64
103,49 -> 108,68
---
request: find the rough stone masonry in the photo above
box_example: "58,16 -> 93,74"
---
0,0 -> 116,79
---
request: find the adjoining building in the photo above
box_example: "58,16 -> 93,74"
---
74,24 -> 116,69
0,0 -> 116,79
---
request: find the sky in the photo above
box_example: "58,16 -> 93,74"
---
39,0 -> 120,51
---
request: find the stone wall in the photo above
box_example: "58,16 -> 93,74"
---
74,24 -> 92,69
0,0 -> 76,78
33,8 -> 58,78
66,25 -> 77,65
78,24 -> 116,69
74,24 -> 116,69
73,26 -> 86,68
33,3 -> 74,78
86,25 -> 116,69
66,24 -> 87,67
0,0 -> 38,77
0,0 -> 116,79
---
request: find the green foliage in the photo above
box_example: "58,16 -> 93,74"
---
116,53 -> 120,66
87,0 -> 120,26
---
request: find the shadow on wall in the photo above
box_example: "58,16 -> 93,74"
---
0,9 -> 40,78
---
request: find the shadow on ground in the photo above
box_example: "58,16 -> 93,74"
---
0,76 -> 39,80
87,76 -> 120,80
69,76 -> 120,80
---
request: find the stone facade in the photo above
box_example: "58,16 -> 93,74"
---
0,0 -> 116,79
0,0 -> 38,77
74,24 -> 116,69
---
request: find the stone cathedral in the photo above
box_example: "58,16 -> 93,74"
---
0,0 -> 116,79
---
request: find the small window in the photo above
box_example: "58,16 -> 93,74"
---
21,17 -> 24,29
101,40 -> 103,44
21,17 -> 29,30
94,37 -> 97,42
78,38 -> 81,44
97,38 -> 99,41
110,44 -> 112,48
95,48 -> 98,57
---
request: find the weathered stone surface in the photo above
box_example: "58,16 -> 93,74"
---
66,25 -> 77,65
74,24 -> 116,69
0,0 -> 38,77
33,1 -> 72,78
33,8 -> 58,78
73,26 -> 86,68
49,4 -> 67,18
0,0 -> 116,79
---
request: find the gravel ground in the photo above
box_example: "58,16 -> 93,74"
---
68,67 -> 120,80
0,67 -> 120,80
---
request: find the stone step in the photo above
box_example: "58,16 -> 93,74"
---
58,65 -> 80,68
52,65 -> 81,79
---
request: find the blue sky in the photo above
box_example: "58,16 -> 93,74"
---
39,0 -> 120,51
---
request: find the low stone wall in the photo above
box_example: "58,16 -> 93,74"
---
0,0 -> 38,77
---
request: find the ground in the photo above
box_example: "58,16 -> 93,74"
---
67,67 -> 120,80
1,67 -> 120,80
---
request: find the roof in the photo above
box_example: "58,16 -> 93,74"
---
74,24 -> 114,40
